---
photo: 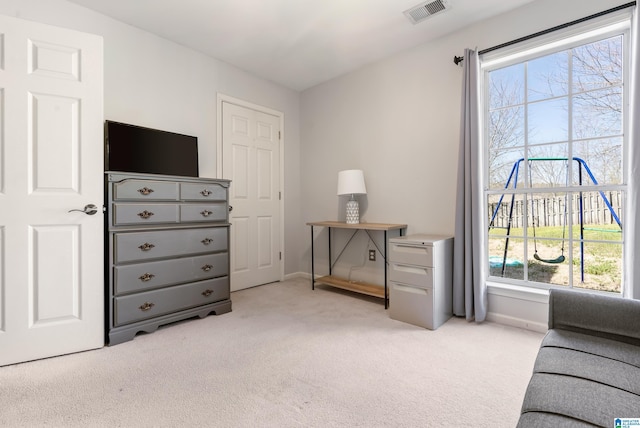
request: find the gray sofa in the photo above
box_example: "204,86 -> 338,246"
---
517,288 -> 640,427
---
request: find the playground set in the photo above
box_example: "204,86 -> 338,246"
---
488,157 -> 622,282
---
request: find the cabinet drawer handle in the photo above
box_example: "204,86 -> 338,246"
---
139,302 -> 155,311
200,209 -> 213,217
201,264 -> 213,272
138,210 -> 154,219
201,238 -> 213,245
200,189 -> 212,197
201,289 -> 214,297
138,187 -> 154,195
139,273 -> 155,282
138,242 -> 155,251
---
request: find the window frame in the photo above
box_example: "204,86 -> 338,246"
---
480,12 -> 631,293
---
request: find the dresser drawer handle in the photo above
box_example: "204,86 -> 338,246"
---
200,209 -> 213,217
201,289 -> 214,297
201,264 -> 213,272
200,189 -> 212,197
139,302 -> 155,311
139,273 -> 155,282
138,242 -> 155,251
138,210 -> 154,219
138,187 -> 154,195
201,238 -> 213,245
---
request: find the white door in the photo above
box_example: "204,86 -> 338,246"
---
0,15 -> 104,366
222,101 -> 281,291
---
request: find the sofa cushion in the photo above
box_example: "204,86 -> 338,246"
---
534,347 -> 640,396
519,373 -> 640,427
519,329 -> 640,427
542,329 -> 640,368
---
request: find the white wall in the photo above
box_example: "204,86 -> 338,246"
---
0,0 -> 303,276
3,0 -> 631,327
299,0 -> 632,329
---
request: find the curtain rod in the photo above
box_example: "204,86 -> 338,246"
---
453,1 -> 636,65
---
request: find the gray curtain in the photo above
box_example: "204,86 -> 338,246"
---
625,6 -> 640,299
453,48 -> 487,321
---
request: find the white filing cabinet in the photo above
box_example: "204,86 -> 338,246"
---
388,234 -> 453,330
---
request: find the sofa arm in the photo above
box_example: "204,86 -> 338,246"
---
548,288 -> 640,345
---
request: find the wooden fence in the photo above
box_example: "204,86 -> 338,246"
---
488,191 -> 622,228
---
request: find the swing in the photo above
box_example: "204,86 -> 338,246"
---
529,160 -> 567,264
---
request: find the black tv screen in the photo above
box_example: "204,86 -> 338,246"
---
105,121 -> 199,177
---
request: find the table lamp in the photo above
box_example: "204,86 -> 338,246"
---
337,169 -> 367,224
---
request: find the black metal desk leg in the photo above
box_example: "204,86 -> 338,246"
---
384,230 -> 388,309
328,227 -> 332,276
310,225 -> 315,290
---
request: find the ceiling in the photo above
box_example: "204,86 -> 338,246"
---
67,0 -> 536,91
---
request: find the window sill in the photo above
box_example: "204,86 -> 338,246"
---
487,281 -> 549,304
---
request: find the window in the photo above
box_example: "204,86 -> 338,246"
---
483,18 -> 629,293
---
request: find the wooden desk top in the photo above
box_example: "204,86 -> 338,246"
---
306,221 -> 407,231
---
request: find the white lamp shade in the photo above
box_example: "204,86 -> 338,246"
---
337,170 -> 367,196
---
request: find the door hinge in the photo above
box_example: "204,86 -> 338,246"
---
279,131 -> 281,140
279,252 -> 282,260
279,191 -> 281,200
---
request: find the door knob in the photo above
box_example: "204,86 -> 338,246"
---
68,204 -> 98,215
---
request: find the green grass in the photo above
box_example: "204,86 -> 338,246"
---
488,223 -> 622,292
584,258 -> 618,276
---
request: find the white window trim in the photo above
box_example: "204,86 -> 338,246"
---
479,11 -> 632,296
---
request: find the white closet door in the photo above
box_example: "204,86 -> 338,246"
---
0,15 -> 104,366
222,101 -> 281,291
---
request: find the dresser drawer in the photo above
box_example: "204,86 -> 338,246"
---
389,242 -> 433,267
113,204 -> 179,225
114,253 -> 229,295
114,227 -> 228,263
180,182 -> 227,201
113,179 -> 179,201
114,277 -> 230,326
180,204 -> 227,222
388,262 -> 433,289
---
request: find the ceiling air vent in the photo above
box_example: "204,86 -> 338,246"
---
404,0 -> 450,25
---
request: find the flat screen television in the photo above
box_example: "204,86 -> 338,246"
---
105,120 -> 199,177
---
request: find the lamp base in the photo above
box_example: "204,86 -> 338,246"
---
346,198 -> 359,224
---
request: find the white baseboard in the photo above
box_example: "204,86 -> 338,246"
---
284,272 -> 311,281
486,312 -> 548,333
288,272 -> 548,334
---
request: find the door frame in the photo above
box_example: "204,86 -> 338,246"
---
216,93 -> 285,283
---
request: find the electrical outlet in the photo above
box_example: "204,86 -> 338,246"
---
368,250 -> 376,261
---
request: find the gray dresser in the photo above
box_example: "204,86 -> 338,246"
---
106,172 -> 232,345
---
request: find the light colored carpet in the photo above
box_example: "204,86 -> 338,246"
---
0,278 -> 544,427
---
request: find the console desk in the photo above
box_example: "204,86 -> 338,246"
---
307,221 -> 406,308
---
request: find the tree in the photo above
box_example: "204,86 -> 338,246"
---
533,36 -> 623,185
487,74 -> 524,188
